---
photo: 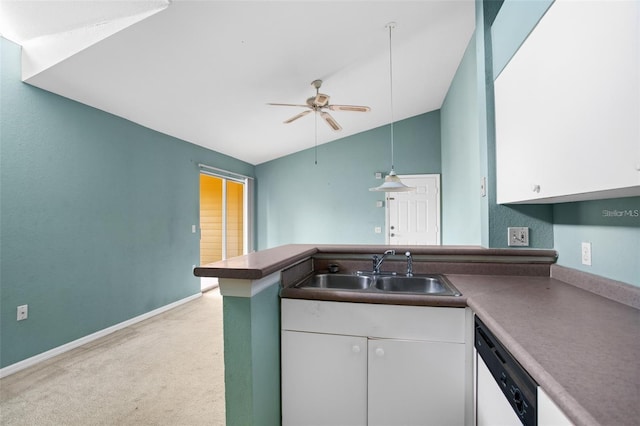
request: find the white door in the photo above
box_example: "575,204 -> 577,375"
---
386,174 -> 440,245
368,338 -> 465,426
281,330 -> 367,426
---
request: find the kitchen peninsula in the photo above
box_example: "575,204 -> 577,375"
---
194,244 -> 640,426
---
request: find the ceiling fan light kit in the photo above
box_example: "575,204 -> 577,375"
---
370,21 -> 415,193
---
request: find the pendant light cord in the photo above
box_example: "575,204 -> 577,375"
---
387,22 -> 396,172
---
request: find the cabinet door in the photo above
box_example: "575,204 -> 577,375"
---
368,339 -> 465,426
281,330 -> 367,426
495,0 -> 640,203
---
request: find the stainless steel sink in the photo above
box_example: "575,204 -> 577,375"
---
295,273 -> 460,296
297,274 -> 373,290
373,275 -> 461,296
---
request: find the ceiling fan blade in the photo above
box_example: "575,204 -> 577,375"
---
328,104 -> 371,112
283,109 -> 312,124
268,103 -> 310,108
320,111 -> 342,131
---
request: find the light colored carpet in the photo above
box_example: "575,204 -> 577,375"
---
0,289 -> 225,425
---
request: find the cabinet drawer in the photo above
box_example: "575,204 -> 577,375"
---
281,299 -> 465,343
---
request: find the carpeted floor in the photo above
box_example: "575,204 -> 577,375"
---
0,289 -> 225,425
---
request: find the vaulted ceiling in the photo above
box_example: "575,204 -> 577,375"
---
1,0 -> 475,165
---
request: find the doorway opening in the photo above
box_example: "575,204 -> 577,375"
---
199,169 -> 253,291
385,174 -> 441,245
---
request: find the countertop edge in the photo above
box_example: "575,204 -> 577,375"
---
194,244 -> 558,279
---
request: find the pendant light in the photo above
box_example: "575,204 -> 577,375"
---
370,22 -> 414,192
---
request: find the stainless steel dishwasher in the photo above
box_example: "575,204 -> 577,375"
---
475,316 -> 537,426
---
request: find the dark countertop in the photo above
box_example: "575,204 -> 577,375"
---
194,244 -> 639,426
451,274 -> 640,426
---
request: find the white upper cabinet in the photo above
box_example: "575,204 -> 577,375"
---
494,0 -> 640,204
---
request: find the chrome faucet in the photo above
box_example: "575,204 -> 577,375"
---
372,249 -> 396,274
405,251 -> 413,277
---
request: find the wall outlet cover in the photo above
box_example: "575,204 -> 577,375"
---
17,304 -> 28,321
508,227 -> 529,246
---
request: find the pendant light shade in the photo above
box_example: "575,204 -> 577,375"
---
370,170 -> 414,192
370,22 -> 414,193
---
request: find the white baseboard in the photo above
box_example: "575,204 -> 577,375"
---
0,292 -> 202,379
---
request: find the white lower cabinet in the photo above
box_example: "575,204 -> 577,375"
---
281,331 -> 367,425
281,299 -> 467,426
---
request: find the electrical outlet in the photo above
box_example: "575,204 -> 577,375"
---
508,227 -> 529,246
581,242 -> 592,266
17,305 -> 28,321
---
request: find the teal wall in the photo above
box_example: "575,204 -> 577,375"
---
0,38 -> 255,368
255,111 -> 441,249
554,199 -> 640,286
440,36 -> 481,245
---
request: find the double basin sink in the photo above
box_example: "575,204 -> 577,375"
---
295,272 -> 461,296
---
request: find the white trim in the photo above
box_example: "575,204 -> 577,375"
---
219,272 -> 280,298
222,178 -> 228,259
0,293 -> 202,379
198,163 -> 254,182
244,177 -> 254,254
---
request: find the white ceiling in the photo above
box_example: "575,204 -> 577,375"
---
1,0 -> 475,165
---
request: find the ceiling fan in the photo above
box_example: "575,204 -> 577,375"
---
268,79 -> 371,131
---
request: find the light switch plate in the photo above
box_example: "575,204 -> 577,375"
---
508,227 -> 529,246
581,242 -> 592,265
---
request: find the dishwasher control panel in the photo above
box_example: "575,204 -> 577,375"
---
475,317 -> 538,426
